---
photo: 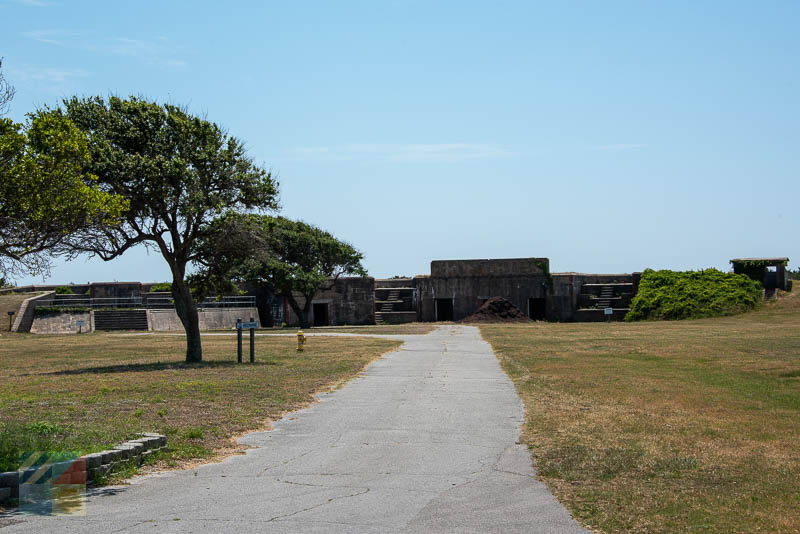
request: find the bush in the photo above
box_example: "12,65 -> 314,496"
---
626,269 -> 762,321
53,285 -> 74,294
149,282 -> 172,292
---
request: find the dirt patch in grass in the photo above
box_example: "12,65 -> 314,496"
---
0,332 -> 401,477
480,293 -> 800,533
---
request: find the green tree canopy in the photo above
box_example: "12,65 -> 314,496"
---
58,95 -> 279,362
0,113 -> 127,279
195,213 -> 366,328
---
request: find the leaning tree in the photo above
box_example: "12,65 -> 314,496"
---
58,96 -> 278,362
194,213 -> 366,329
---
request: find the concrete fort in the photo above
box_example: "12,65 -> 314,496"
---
273,258 -> 640,326
8,258 -> 644,331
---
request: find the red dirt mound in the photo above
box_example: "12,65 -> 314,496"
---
459,297 -> 532,323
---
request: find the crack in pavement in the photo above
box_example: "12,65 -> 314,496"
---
265,488 -> 371,522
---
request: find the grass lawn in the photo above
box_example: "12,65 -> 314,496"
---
480,293 -> 800,534
0,331 -> 402,480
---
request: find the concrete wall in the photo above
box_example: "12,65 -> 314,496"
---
11,291 -> 54,332
90,282 -> 142,299
284,277 -> 375,326
147,308 -> 259,331
551,273 -> 636,321
1,284 -> 90,296
375,278 -> 415,288
431,258 -> 548,278
381,312 -> 417,324
30,311 -> 91,334
417,273 -> 551,322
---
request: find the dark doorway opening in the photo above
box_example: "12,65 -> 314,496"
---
435,298 -> 454,321
528,298 -> 546,320
313,303 -> 329,326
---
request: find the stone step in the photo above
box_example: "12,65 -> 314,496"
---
94,310 -> 149,331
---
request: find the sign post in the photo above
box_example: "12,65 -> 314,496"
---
7,311 -> 14,332
249,316 -> 255,363
236,319 -> 243,363
236,318 -> 259,363
604,307 -> 613,322
76,319 -> 86,334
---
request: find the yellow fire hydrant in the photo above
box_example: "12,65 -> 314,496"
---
296,330 -> 306,352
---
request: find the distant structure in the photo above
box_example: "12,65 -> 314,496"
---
283,258 -> 639,326
730,257 -> 791,297
7,256 -> 791,331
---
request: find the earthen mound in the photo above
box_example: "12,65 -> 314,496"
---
459,297 -> 532,323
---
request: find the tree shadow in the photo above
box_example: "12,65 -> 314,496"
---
47,360 -> 276,376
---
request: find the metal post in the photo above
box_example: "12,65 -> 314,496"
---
8,311 -> 14,332
237,318 -> 242,363
249,316 -> 255,363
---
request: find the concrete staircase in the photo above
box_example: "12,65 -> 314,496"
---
93,309 -> 149,331
575,282 -> 634,322
595,286 -> 615,309
374,281 -> 417,325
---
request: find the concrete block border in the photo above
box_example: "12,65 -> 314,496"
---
0,433 -> 167,504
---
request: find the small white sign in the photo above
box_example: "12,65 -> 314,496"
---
238,322 -> 259,329
603,308 -> 613,316
76,320 -> 86,327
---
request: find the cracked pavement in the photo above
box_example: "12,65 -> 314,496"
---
3,325 -> 587,533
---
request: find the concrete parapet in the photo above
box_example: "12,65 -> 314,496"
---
30,311 -> 91,334
380,312 -> 418,324
148,307 -> 259,331
11,291 -> 54,333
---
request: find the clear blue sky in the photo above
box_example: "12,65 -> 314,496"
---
3,0 -> 799,284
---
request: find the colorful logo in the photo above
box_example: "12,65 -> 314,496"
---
18,452 -> 86,516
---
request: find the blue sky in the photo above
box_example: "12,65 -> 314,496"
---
2,0 -> 799,283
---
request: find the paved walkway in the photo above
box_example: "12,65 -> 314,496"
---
4,325 -> 587,533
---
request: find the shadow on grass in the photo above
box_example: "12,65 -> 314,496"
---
47,360 -> 278,376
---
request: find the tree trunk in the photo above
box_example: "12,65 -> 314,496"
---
172,277 -> 203,362
285,293 -> 312,329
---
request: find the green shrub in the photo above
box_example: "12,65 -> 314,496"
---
149,282 -> 172,292
626,269 -> 762,321
53,285 -> 74,295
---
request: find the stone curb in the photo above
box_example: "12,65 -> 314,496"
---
0,434 -> 167,504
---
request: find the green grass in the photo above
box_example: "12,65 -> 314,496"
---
480,292 -> 800,533
0,332 -> 401,478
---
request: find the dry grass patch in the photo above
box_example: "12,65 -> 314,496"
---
480,293 -> 800,533
0,332 -> 401,479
